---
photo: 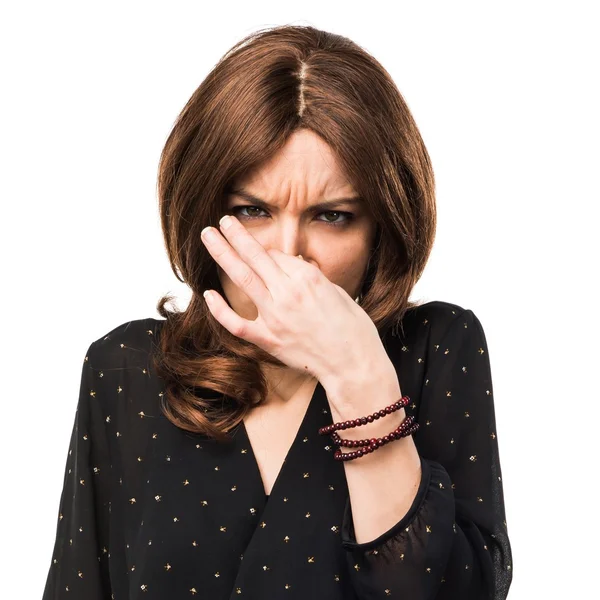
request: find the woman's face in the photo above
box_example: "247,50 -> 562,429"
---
219,128 -> 377,320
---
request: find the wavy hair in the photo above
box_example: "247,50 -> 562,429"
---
151,24 -> 436,442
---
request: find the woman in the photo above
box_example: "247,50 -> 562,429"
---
42,24 -> 513,599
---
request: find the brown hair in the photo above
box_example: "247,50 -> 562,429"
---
152,24 -> 436,442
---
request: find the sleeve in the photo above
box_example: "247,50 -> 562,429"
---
340,309 -> 513,599
42,341 -> 113,600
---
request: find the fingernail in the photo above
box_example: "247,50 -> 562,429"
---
201,226 -> 217,242
219,215 -> 233,229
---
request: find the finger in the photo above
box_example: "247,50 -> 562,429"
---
201,223 -> 271,307
266,249 -> 315,277
218,214 -> 288,296
203,289 -> 263,343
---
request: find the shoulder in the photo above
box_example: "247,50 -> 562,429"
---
398,299 -> 471,343
80,318 -> 167,426
406,299 -> 469,326
395,300 -> 489,364
406,301 -> 491,371
85,316 -> 166,372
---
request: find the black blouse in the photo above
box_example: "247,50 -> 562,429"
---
41,300 -> 513,599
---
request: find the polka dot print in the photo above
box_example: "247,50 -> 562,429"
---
42,301 -> 513,599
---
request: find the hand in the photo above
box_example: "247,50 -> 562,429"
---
199,214 -> 386,384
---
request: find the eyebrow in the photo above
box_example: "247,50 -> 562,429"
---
227,187 -> 363,212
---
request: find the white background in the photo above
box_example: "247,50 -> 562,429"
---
1,1 -> 597,597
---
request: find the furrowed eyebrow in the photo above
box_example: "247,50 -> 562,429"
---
227,187 -> 363,212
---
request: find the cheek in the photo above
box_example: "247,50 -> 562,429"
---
322,250 -> 370,285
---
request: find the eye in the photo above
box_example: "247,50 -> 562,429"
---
230,205 -> 354,227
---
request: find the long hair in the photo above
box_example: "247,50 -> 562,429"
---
152,24 -> 437,442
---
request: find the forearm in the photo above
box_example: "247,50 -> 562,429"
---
323,370 -> 422,545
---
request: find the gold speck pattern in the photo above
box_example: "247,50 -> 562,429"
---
42,303 -> 513,599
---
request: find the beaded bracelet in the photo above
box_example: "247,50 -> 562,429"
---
331,414 -> 418,448
332,418 -> 419,461
318,395 -> 419,462
318,395 -> 410,435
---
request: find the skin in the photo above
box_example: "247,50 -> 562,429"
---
202,130 -> 422,538
217,128 -> 378,406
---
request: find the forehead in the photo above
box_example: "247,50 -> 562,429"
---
227,130 -> 358,207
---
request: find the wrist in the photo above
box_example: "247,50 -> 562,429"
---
318,352 -> 396,390
321,363 -> 402,421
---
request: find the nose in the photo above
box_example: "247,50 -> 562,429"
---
271,230 -> 304,260
271,244 -> 315,264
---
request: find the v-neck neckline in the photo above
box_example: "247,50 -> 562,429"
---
227,378 -> 353,598
239,378 -> 326,500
